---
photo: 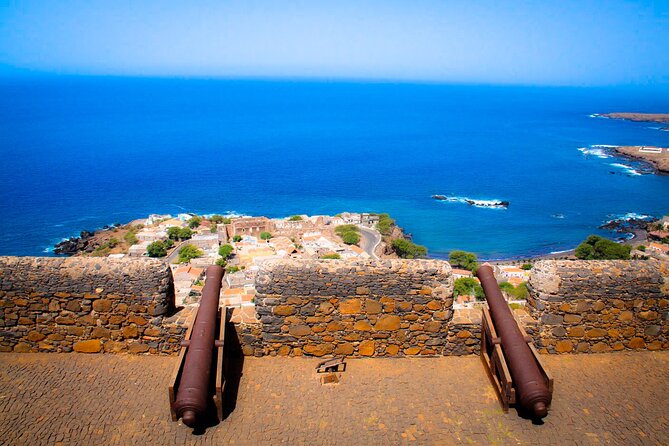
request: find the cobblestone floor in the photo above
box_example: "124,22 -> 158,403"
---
0,351 -> 668,445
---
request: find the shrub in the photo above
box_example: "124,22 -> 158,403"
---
146,241 -> 167,258
232,235 -> 242,242
178,244 -> 203,263
637,245 -> 646,252
226,266 -> 241,273
341,231 -> 361,245
187,216 -> 202,228
521,263 -> 533,270
124,229 -> 138,245
167,226 -> 193,241
288,215 -> 303,221
499,281 -> 529,299
215,258 -> 227,268
453,277 -> 484,300
321,253 -> 341,259
448,250 -> 478,272
209,214 -> 231,224
210,225 -> 218,233
391,238 -> 428,259
260,232 -> 272,240
218,244 -> 234,259
574,235 -> 631,260
376,213 -> 395,236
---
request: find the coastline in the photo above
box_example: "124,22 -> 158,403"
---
613,146 -> 669,174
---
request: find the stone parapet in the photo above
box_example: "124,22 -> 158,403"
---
0,256 -> 185,354
254,259 -> 454,357
527,260 -> 668,353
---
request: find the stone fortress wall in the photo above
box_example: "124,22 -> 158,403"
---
0,256 -> 667,356
0,256 -> 188,354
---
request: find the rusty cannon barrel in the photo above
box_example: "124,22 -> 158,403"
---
477,264 -> 550,419
173,265 -> 224,427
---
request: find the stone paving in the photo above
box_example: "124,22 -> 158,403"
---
0,352 -> 668,445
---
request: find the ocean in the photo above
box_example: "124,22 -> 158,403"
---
0,77 -> 668,259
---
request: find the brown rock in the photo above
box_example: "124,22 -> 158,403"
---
396,301 -> 412,312
73,340 -> 102,353
556,340 -> 573,353
359,340 -> 375,356
585,328 -> 607,339
92,299 -> 112,313
47,333 -> 64,341
592,301 -> 606,312
426,300 -> 442,311
90,327 -> 111,339
143,327 -> 161,337
456,330 -> 472,339
318,302 -> 334,314
289,325 -> 312,337
78,315 -> 96,326
374,315 -> 401,331
277,345 -> 291,356
563,314 -> 582,324
303,343 -> 335,357
54,292 -> 71,298
628,337 -> 646,349
363,300 -> 382,314
647,341 -> 662,351
17,317 -> 33,325
612,342 -> 625,351
404,347 -> 421,355
353,320 -> 373,331
122,325 -> 139,338
129,314 -> 148,326
567,327 -> 585,337
65,301 -> 81,312
591,342 -> 610,353
48,300 -> 60,311
355,286 -> 370,295
127,342 -> 150,354
273,305 -> 296,316
618,311 -> 633,322
25,331 -> 45,342
423,321 -> 441,333
344,332 -> 361,341
334,343 -> 354,355
55,316 -> 75,325
286,296 -> 303,305
339,299 -> 362,314
385,344 -> 400,355
104,341 -> 127,353
638,311 -> 659,320
67,326 -> 84,336
108,315 -> 124,325
13,342 -> 31,353
326,321 -> 346,332
312,325 -> 326,333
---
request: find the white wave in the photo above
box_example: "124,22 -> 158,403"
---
609,163 -> 642,176
551,214 -> 565,219
434,195 -> 508,209
578,147 -> 610,158
550,249 -> 572,255
618,212 -> 654,221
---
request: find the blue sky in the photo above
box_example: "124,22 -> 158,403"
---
0,0 -> 668,86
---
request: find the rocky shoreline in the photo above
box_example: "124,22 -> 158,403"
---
613,146 -> 669,174
598,112 -> 669,124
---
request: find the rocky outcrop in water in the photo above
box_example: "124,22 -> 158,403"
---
54,230 -> 96,256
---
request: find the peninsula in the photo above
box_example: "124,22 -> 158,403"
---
614,146 -> 669,174
599,113 -> 669,124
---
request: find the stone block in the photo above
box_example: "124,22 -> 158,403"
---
274,305 -> 296,316
92,299 -> 112,313
26,331 -> 46,342
374,315 -> 401,331
288,325 -> 312,337
556,340 -> 573,353
363,300 -> 382,314
339,299 -> 361,314
359,340 -> 375,356
73,340 -> 102,353
13,342 -> 31,353
127,342 -> 150,353
303,343 -> 334,357
334,343 -> 354,355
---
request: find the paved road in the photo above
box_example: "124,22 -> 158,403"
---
357,226 -> 381,259
1,351 -> 667,445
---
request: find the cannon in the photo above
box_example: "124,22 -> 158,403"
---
171,265 -> 225,427
477,264 -> 552,420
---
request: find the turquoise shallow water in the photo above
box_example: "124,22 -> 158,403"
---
0,77 -> 668,258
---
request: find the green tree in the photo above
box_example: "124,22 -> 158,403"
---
218,244 -> 234,259
521,263 -> 533,270
449,250 -> 479,272
391,238 -> 428,258
321,253 -> 341,259
178,227 -> 193,240
146,241 -> 167,258
260,232 -> 273,240
342,231 -> 361,245
232,235 -> 242,242
288,215 -> 303,221
335,224 -> 359,236
376,213 -> 395,236
637,245 -> 646,252
167,227 -> 181,241
187,216 -> 202,228
453,277 -> 485,300
178,244 -> 203,263
215,258 -> 227,268
574,235 -> 631,260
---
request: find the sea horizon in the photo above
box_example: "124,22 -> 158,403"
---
1,76 -> 668,259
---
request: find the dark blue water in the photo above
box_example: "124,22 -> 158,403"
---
1,77 -> 668,258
